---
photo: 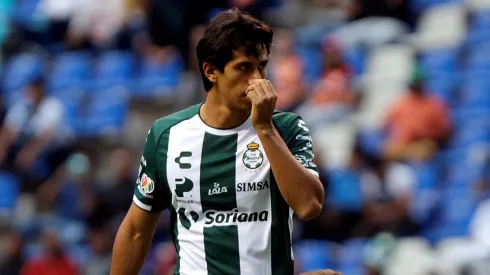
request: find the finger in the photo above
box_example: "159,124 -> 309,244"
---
246,83 -> 266,103
248,78 -> 264,86
246,86 -> 262,104
266,80 -> 277,98
263,80 -> 277,106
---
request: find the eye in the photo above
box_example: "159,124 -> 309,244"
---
240,64 -> 251,71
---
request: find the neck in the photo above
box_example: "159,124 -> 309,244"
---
200,90 -> 250,129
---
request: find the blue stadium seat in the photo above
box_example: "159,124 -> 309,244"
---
425,73 -> 457,103
81,88 -> 129,137
0,172 -> 19,213
467,47 -> 490,71
449,127 -> 490,149
2,53 -> 44,104
459,78 -> 490,108
439,188 -> 478,228
135,52 -> 184,98
338,265 -> 365,275
13,0 -> 40,26
420,49 -> 458,75
343,46 -> 365,76
466,29 -> 490,49
94,51 -> 135,91
358,130 -> 384,157
294,240 -> 335,272
327,169 -> 364,211
48,51 -> 91,99
338,239 -> 366,266
296,46 -> 322,85
410,0 -> 462,13
452,108 -> 490,129
68,244 -> 92,266
409,162 -> 440,224
470,10 -> 490,32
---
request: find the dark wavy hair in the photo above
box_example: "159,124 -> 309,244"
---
196,8 -> 273,91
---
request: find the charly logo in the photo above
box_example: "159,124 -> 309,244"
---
175,151 -> 192,169
242,142 -> 264,169
178,207 -> 198,230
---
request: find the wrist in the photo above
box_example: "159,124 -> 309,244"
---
255,124 -> 276,136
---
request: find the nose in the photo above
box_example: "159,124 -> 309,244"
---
248,69 -> 262,83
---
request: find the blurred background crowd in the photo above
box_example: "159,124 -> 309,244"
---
0,0 -> 490,274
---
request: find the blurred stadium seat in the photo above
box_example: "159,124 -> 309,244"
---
2,53 -> 44,104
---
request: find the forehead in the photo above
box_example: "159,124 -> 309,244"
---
229,47 -> 269,64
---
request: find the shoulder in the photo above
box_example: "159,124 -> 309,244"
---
272,110 -> 302,129
151,103 -> 201,139
272,110 -> 306,143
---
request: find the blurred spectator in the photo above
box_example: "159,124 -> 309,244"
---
265,0 -> 346,28
67,0 -> 146,50
83,225 -> 113,275
154,242 -> 177,275
383,68 -> 451,162
346,0 -> 413,25
269,28 -> 307,112
0,229 -> 25,275
39,0 -> 74,45
357,156 -> 419,237
332,0 -> 410,51
297,37 -> 354,131
20,228 -> 78,275
84,146 -> 135,230
0,77 -> 72,191
301,145 -> 365,242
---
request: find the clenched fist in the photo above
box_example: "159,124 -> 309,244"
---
300,269 -> 342,275
246,79 -> 277,131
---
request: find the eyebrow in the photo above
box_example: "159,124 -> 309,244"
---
235,59 -> 269,67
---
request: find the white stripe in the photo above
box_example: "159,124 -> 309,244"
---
236,129 -> 272,275
308,168 -> 319,177
167,116 -> 208,274
133,195 -> 152,211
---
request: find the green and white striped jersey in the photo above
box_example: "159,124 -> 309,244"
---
133,103 -> 319,275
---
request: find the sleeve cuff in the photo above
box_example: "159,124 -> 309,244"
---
133,195 -> 152,211
308,169 -> 320,177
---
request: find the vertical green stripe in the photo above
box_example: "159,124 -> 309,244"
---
270,176 -> 294,275
170,206 -> 181,275
200,133 -> 240,275
156,130 -> 179,273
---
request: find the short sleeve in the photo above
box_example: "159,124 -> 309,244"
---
133,126 -> 168,212
4,103 -> 29,133
274,113 -> 320,177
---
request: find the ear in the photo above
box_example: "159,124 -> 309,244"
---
203,62 -> 217,84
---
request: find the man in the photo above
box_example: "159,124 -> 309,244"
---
383,66 -> 450,161
111,8 -> 325,275
0,77 -> 71,191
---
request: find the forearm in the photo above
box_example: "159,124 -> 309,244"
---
25,131 -> 56,154
257,127 -> 324,220
111,220 -> 155,275
0,127 -> 17,150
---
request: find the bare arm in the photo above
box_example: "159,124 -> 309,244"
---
257,127 -> 324,220
300,270 -> 342,275
0,127 -> 17,154
111,202 -> 162,275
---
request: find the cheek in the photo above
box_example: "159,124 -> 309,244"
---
223,71 -> 249,90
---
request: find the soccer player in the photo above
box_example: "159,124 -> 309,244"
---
111,8 -> 325,275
